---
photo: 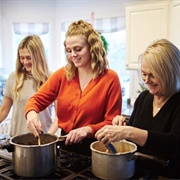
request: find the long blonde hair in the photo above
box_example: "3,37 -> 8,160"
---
12,35 -> 50,99
64,20 -> 109,80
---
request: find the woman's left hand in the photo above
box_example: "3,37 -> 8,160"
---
65,126 -> 92,145
112,115 -> 127,126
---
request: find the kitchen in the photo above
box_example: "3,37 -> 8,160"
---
0,0 -> 180,179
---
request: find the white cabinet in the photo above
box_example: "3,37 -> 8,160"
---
125,0 -> 180,102
125,0 -> 169,70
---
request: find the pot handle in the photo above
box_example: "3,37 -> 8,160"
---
134,152 -> 169,167
58,135 -> 67,141
0,135 -> 14,152
0,141 -> 14,152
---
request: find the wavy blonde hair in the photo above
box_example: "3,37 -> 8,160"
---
12,35 -> 50,99
64,20 -> 109,80
141,39 -> 180,98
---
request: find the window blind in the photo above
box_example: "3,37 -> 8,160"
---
61,16 -> 125,33
13,23 -> 49,35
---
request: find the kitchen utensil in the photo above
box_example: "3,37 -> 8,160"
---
38,136 -> 41,145
0,133 -> 68,177
91,140 -> 137,180
106,143 -> 117,153
58,134 -> 67,141
10,133 -> 58,177
90,140 -> 169,180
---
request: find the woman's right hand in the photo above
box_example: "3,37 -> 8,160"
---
112,115 -> 127,126
26,110 -> 43,137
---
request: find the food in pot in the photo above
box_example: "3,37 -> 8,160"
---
12,133 -> 56,145
98,141 -> 136,154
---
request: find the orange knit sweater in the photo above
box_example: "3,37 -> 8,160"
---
25,67 -> 122,137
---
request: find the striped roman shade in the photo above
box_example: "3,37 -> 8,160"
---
13,23 -> 49,35
61,16 -> 125,33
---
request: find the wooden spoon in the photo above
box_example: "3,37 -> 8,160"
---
38,136 -> 41,145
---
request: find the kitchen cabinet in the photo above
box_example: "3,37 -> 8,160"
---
125,0 -> 180,103
125,0 -> 169,70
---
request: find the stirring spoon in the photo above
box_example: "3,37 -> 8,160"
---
106,143 -> 117,153
38,136 -> 41,145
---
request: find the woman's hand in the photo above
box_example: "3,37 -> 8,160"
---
65,126 -> 92,145
95,125 -> 126,146
112,115 -> 127,125
26,110 -> 43,137
95,125 -> 148,147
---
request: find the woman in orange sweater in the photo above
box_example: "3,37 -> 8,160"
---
25,20 -> 122,155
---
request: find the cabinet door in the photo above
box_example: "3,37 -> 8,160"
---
169,0 -> 180,49
126,1 -> 169,70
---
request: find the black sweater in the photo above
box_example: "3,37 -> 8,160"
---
129,90 -> 180,178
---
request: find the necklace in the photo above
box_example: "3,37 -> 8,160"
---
153,101 -> 161,117
154,97 -> 169,111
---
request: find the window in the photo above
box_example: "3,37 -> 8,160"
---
102,30 -> 130,101
12,23 -> 50,71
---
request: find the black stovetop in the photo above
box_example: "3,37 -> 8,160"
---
0,147 -> 160,180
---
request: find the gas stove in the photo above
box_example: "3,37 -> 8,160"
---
0,149 -> 161,180
0,146 -> 165,180
0,148 -> 101,180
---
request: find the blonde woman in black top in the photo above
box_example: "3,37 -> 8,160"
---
96,39 -> 180,178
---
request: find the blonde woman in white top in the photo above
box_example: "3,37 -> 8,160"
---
0,35 -> 55,136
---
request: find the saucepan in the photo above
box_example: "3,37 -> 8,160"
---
91,140 -> 137,179
0,133 -> 66,177
90,140 -> 169,180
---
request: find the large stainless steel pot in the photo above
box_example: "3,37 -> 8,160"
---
9,133 -> 59,177
90,140 -> 137,180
